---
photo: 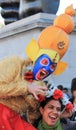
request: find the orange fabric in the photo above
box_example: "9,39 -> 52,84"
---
54,14 -> 74,33
38,26 -> 69,58
65,4 -> 75,16
0,103 -> 36,130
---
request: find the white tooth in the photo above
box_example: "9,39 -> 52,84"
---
43,71 -> 46,74
51,116 -> 56,118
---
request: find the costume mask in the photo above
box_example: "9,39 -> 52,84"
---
33,54 -> 57,80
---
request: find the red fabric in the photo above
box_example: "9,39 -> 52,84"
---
38,94 -> 45,102
24,72 -> 34,82
53,89 -> 63,99
0,103 -> 36,130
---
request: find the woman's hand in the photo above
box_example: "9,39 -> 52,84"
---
61,108 -> 74,118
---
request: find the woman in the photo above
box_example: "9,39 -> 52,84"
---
37,87 -> 76,130
69,78 -> 76,121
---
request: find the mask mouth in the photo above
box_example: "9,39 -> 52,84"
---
35,68 -> 49,80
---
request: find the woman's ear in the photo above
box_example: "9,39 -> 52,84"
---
39,107 -> 44,115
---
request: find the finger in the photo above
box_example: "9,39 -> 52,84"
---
34,85 -> 47,89
35,89 -> 47,95
33,92 -> 39,100
41,87 -> 48,91
38,86 -> 48,90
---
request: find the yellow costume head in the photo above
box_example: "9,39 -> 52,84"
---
26,5 -> 75,80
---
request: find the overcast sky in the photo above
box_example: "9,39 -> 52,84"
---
57,0 -> 76,15
0,7 -> 4,24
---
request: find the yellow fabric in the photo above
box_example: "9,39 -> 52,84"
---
35,49 -> 60,63
53,61 -> 68,75
26,39 -> 60,63
26,38 -> 40,61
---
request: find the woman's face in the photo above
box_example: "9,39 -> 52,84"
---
40,99 -> 61,126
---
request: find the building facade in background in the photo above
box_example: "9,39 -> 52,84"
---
0,0 -> 60,24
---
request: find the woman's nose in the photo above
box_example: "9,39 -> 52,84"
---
53,108 -> 58,114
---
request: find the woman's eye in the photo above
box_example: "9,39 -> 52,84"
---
57,108 -> 61,112
48,106 -> 54,109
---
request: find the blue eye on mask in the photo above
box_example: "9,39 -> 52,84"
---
33,54 -> 57,80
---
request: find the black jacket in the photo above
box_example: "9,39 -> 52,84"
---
69,97 -> 76,121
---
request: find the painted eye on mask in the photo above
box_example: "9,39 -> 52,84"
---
50,63 -> 57,71
40,58 -> 49,66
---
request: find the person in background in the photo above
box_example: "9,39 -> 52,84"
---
69,78 -> 76,121
57,85 -> 70,100
63,87 -> 70,99
57,85 -> 63,91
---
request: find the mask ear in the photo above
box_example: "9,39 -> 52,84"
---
26,39 -> 40,61
53,61 -> 68,75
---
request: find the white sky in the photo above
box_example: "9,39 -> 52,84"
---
57,0 -> 76,15
0,7 -> 4,24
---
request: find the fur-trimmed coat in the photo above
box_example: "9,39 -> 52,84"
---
0,56 -> 43,124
